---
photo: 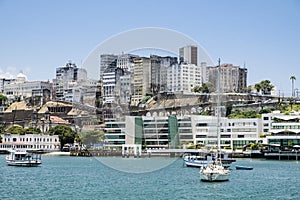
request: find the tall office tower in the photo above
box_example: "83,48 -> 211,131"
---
116,53 -> 139,72
207,64 -> 248,93
150,55 -> 178,95
55,62 -> 87,102
102,64 -> 124,104
179,45 -> 198,66
131,57 -> 151,106
100,54 -> 118,79
200,62 -> 208,84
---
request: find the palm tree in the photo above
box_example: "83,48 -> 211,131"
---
290,76 -> 296,97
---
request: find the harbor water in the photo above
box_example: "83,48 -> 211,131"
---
1,155 -> 300,200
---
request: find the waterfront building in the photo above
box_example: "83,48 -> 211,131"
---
191,115 -> 261,150
207,64 -> 247,93
104,119 -> 126,147
0,133 -> 60,151
261,111 -> 300,147
103,114 -> 262,151
131,57 -> 151,106
179,45 -> 198,66
100,54 -> 118,79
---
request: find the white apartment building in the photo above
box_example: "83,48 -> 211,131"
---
167,63 -> 201,94
102,66 -> 124,104
103,115 -> 262,151
3,72 -> 52,102
0,134 -> 60,151
261,111 -> 300,147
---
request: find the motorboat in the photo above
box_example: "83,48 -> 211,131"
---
235,165 -> 253,170
183,154 -> 234,168
183,154 -> 214,168
6,150 -> 42,167
200,159 -> 230,182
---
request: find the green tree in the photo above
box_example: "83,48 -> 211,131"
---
48,125 -> 78,150
254,80 -> 274,95
5,125 -> 26,135
80,130 -> 105,148
290,75 -> 296,97
0,94 -> 8,106
193,82 -> 214,93
25,127 -> 41,134
0,124 -> 5,134
228,109 -> 259,119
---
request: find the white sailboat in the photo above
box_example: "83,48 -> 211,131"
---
200,59 -> 230,182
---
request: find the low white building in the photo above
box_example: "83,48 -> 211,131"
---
261,111 -> 300,147
3,72 -> 52,102
0,134 -> 60,151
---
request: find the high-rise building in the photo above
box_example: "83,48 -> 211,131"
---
55,62 -> 87,102
131,57 -> 151,106
116,54 -> 138,72
100,54 -> 118,79
167,63 -> 201,94
150,55 -> 178,95
102,65 -> 124,104
179,45 -> 198,66
207,64 -> 247,93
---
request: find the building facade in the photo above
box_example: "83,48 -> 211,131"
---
3,72 -> 52,104
0,134 -> 60,151
103,114 -> 262,151
207,64 -> 247,93
100,54 -> 118,79
131,57 -> 151,106
55,62 -> 89,103
179,45 -> 198,66
167,63 -> 201,94
116,54 -> 138,72
261,111 -> 300,148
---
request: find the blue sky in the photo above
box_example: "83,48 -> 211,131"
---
0,0 -> 299,96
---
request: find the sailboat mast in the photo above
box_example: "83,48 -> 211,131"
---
217,58 -> 221,151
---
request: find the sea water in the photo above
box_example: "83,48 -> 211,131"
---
0,155 -> 299,200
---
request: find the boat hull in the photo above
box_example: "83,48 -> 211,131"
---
6,160 -> 42,167
184,160 -> 213,168
200,173 -> 229,182
235,165 -> 253,170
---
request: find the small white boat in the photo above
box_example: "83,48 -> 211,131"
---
200,159 -> 230,182
6,150 -> 42,167
183,153 -> 234,168
183,154 -> 214,168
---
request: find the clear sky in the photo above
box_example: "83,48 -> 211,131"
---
0,0 -> 299,96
